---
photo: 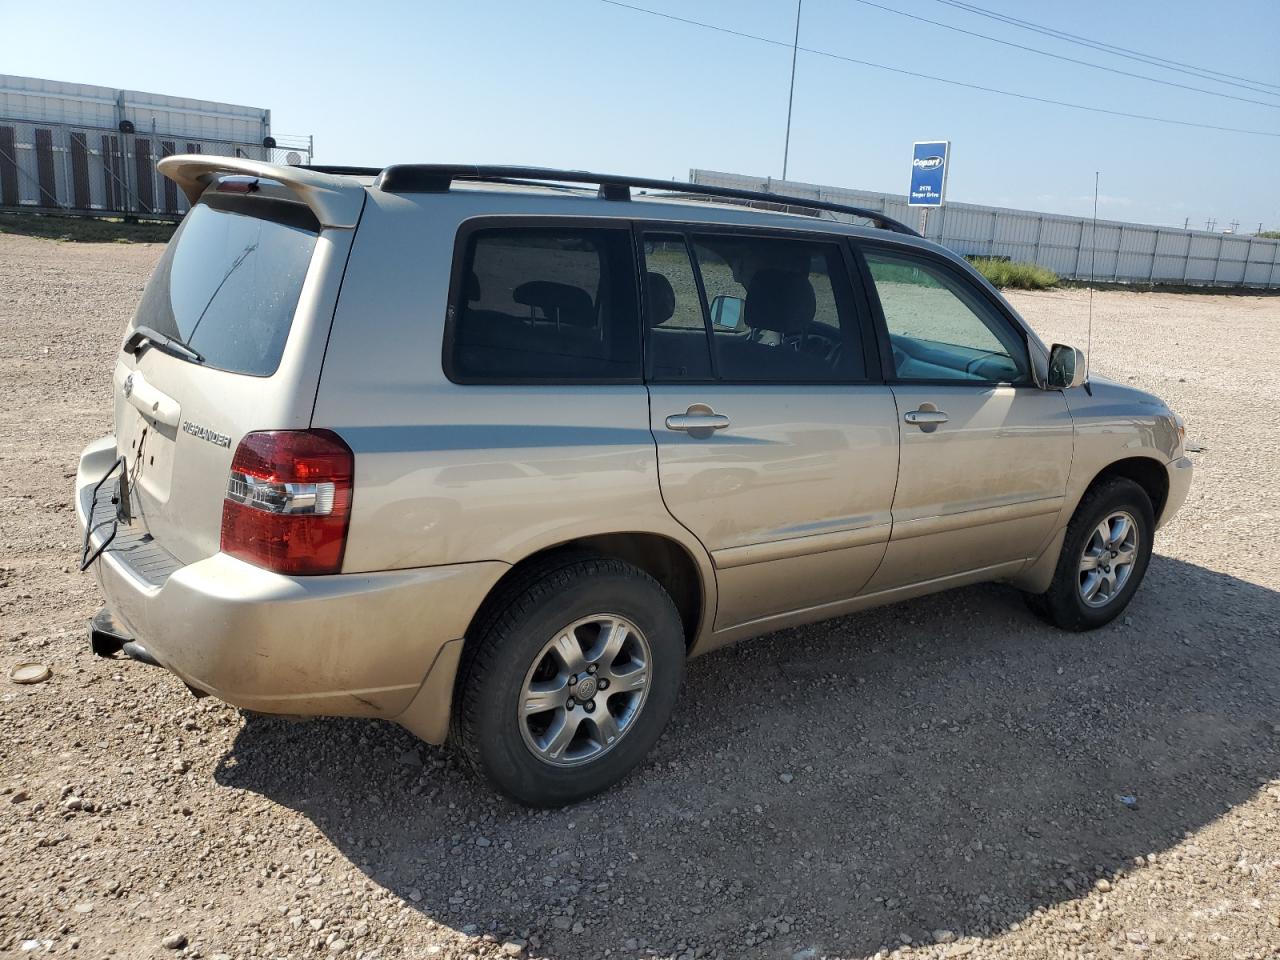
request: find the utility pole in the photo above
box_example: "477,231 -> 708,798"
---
781,0 -> 803,181
1183,217 -> 1189,230
1229,219 -> 1240,234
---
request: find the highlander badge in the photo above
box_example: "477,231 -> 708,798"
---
182,420 -> 232,448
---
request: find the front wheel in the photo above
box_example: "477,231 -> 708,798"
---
452,555 -> 685,807
1025,477 -> 1155,631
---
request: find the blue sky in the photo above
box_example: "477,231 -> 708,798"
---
7,0 -> 1278,229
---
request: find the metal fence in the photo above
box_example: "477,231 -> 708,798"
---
0,117 -> 312,220
691,169 -> 1280,289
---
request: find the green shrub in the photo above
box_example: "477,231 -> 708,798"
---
967,257 -> 1059,290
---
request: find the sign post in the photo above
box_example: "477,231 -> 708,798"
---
908,140 -> 950,237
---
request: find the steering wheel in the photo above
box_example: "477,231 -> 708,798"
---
782,329 -> 842,366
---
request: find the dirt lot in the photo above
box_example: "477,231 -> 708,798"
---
1,232 -> 1278,960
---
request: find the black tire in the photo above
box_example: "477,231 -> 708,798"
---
451,553 -> 685,807
1024,478 -> 1155,631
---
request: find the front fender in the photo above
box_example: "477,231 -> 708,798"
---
1064,377 -> 1182,509
1008,377 -> 1187,594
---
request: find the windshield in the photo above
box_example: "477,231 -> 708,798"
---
131,196 -> 319,377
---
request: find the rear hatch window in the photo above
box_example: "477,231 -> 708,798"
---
131,192 -> 319,377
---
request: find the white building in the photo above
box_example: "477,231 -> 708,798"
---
0,74 -> 309,217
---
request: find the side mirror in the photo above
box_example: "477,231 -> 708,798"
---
1046,343 -> 1088,390
709,295 -> 744,330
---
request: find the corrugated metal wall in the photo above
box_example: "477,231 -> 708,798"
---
691,169 -> 1280,290
0,74 -> 311,220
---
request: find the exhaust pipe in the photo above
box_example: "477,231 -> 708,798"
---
89,607 -> 205,697
89,607 -> 161,667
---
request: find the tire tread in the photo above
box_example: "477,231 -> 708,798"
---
450,552 -> 681,802
1025,477 -> 1154,631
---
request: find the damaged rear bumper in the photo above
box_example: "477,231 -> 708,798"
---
75,435 -> 507,740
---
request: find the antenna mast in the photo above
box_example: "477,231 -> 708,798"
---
1086,171 -> 1099,381
782,0 -> 803,180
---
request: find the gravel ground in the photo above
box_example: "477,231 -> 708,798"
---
2,232 -> 1278,960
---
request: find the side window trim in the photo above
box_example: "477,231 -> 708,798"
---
851,239 -> 1033,387
638,220 -> 880,386
838,238 -> 886,384
634,225 -> 721,383
682,227 -> 722,380
846,238 -> 899,382
442,216 -> 643,386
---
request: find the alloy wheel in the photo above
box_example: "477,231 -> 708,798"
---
518,615 -> 651,766
1078,510 -> 1139,608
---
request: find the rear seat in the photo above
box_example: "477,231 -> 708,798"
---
455,280 -> 631,377
646,272 -> 713,379
716,270 -> 831,380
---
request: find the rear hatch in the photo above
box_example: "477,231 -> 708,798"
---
112,177 -> 357,565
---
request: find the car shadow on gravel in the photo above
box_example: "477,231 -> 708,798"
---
214,555 -> 1280,958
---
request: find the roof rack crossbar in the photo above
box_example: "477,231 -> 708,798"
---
372,164 -> 918,235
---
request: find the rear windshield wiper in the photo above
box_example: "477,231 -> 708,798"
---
122,325 -> 205,365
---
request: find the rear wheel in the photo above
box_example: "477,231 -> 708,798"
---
452,554 -> 685,807
1024,478 -> 1155,631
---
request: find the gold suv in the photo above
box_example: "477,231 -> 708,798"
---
76,159 -> 1192,806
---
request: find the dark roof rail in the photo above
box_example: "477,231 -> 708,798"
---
370,164 -> 918,236
295,164 -> 384,177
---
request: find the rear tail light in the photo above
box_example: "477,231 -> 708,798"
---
220,429 -> 354,575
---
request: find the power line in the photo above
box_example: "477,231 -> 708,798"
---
933,0 -> 1280,93
846,0 -> 1280,109
593,0 -> 1280,138
597,1 -> 785,48
931,0 -> 1280,96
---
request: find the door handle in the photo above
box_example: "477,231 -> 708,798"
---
903,408 -> 949,426
666,405 -> 730,434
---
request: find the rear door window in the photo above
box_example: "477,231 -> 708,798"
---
448,226 -> 641,382
688,233 -> 867,383
131,194 -> 319,377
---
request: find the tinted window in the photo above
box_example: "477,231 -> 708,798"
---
132,198 -> 317,376
864,250 -> 1030,383
690,234 -> 865,382
642,234 -> 712,380
450,228 -> 640,382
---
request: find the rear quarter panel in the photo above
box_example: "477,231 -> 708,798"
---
312,190 -> 719,638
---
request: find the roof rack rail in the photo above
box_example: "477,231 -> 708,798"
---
371,164 -> 918,236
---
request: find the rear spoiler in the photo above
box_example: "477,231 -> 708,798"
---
156,155 -> 365,229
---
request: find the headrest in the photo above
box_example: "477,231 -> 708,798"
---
513,281 -> 595,327
745,270 -> 816,334
645,271 -> 676,327
464,270 -> 481,301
